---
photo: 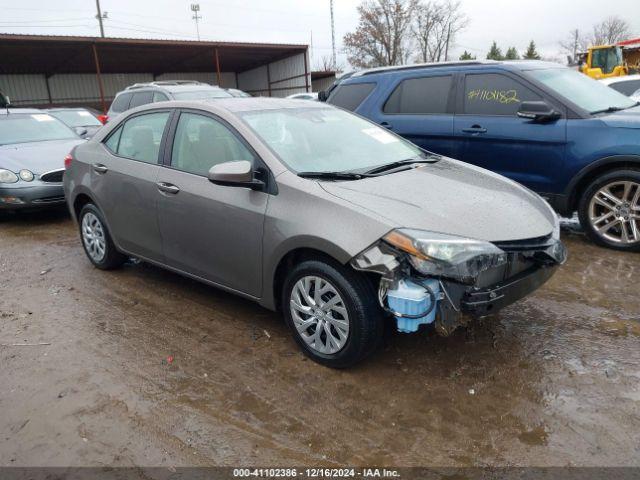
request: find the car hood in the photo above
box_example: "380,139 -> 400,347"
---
600,104 -> 640,129
0,138 -> 84,174
320,158 -> 556,242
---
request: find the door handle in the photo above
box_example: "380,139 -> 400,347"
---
93,163 -> 108,174
462,125 -> 487,134
380,121 -> 393,130
156,182 -> 180,195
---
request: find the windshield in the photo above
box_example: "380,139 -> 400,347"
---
526,68 -> 637,114
0,113 -> 78,145
49,110 -> 102,127
172,89 -> 233,100
240,107 -> 423,173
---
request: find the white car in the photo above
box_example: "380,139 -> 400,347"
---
632,88 -> 640,103
286,92 -> 319,101
600,74 -> 640,97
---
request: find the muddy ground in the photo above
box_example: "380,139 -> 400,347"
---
0,209 -> 639,468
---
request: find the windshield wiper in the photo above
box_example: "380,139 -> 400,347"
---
590,106 -> 626,115
297,171 -> 374,181
363,155 -> 440,175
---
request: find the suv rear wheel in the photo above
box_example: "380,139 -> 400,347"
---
578,169 -> 640,251
281,258 -> 384,368
78,203 -> 127,269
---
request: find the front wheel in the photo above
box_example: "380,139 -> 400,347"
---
78,203 -> 127,269
281,258 -> 384,368
578,169 -> 640,251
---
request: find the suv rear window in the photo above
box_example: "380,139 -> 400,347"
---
110,93 -> 132,113
130,91 -> 154,108
384,75 -> 452,114
328,83 -> 375,111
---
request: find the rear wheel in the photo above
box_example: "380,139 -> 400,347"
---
578,169 -> 640,251
79,203 -> 126,269
281,258 -> 384,368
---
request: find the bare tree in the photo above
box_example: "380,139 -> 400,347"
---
559,29 -> 588,63
314,54 -> 345,73
343,0 -> 417,68
412,0 -> 467,63
590,16 -> 631,45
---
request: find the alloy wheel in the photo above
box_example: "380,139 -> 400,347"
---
588,180 -> 640,245
81,212 -> 107,262
289,275 -> 350,355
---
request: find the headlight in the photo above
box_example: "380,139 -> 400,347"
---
0,169 -> 19,184
383,229 -> 507,283
19,169 -> 34,182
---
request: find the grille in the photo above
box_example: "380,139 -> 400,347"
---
493,233 -> 554,252
32,196 -> 65,204
40,169 -> 64,183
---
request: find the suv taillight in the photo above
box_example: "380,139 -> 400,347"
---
64,153 -> 73,169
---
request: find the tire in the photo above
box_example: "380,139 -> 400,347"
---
78,203 -> 126,269
577,169 -> 640,252
281,257 -> 384,368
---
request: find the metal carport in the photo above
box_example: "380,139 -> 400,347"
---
0,34 -> 310,111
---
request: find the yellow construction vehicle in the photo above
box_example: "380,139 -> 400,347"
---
578,38 -> 640,79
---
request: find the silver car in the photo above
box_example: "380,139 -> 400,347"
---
63,98 -> 566,368
1,109 -> 84,211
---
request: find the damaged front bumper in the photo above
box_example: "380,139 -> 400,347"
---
351,232 -> 566,336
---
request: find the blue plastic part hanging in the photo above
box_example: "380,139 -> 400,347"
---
386,278 -> 440,333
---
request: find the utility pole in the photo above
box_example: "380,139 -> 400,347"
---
191,3 -> 202,41
444,21 -> 452,62
95,0 -> 107,38
330,0 -> 336,70
572,29 -> 580,63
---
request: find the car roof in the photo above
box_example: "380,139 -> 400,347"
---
47,107 -> 90,112
122,81 -> 224,94
0,108 -> 46,115
350,60 -> 563,79
599,74 -> 640,85
132,97 -> 330,115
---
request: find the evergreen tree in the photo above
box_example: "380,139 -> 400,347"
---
523,40 -> 541,60
486,41 -> 504,60
505,47 -> 520,60
459,50 -> 476,60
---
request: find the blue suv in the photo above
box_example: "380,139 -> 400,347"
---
325,61 -> 640,251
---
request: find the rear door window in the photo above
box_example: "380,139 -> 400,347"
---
328,83 -> 376,111
153,92 -> 170,102
110,93 -> 132,113
463,73 -> 541,116
384,75 -> 453,114
130,91 -> 154,109
115,112 -> 170,163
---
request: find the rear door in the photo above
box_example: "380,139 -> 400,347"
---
93,110 -> 172,261
453,71 -> 567,193
155,110 -> 268,296
367,73 -> 458,157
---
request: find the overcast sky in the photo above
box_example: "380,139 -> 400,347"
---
1,0 -> 638,69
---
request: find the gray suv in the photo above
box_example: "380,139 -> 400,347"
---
106,81 -> 232,122
63,98 -> 566,368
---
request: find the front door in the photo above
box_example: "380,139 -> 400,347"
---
156,111 -> 268,297
454,72 -> 567,193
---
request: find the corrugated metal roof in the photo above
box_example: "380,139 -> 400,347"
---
0,34 -> 308,75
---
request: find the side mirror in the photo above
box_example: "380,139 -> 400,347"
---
517,101 -> 561,123
208,160 -> 265,191
74,126 -> 89,137
317,90 -> 328,102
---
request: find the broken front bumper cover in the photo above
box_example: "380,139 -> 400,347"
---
352,234 -> 566,335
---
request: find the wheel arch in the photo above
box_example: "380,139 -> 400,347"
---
566,155 -> 640,213
261,238 -> 354,312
